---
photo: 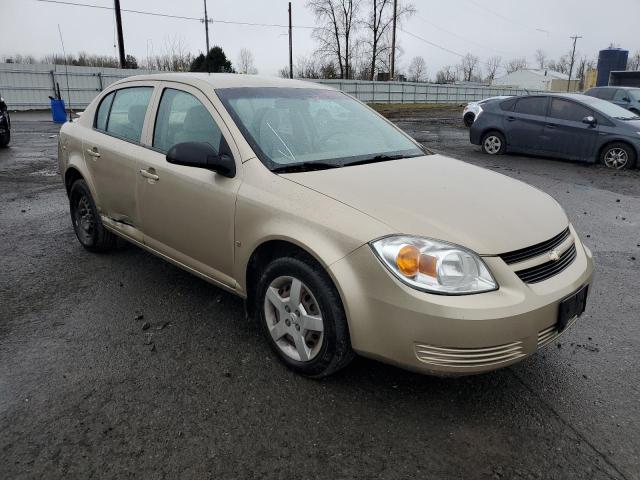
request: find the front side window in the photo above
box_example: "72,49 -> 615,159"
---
514,97 -> 548,116
613,89 -> 629,102
216,87 -> 424,171
95,92 -> 114,130
629,89 -> 640,101
548,99 -> 592,122
153,89 -> 222,154
106,87 -> 153,143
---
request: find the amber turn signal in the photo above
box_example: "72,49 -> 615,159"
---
396,245 -> 420,276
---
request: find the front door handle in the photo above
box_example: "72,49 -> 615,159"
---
86,147 -> 100,158
546,124 -> 557,129
140,168 -> 159,181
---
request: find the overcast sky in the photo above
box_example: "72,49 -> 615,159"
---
3,0 -> 639,77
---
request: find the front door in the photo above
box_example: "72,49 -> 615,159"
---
542,98 -> 598,161
136,83 -> 242,287
505,96 -> 549,153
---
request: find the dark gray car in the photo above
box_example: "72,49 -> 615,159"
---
585,86 -> 640,115
469,93 -> 640,169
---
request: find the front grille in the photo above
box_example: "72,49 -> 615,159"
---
414,341 -> 525,369
514,244 -> 577,284
499,228 -> 571,265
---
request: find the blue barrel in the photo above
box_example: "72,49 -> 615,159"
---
50,99 -> 67,123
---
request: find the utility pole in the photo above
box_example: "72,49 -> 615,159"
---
390,0 -> 397,80
113,0 -> 126,68
288,2 -> 293,79
567,34 -> 582,92
202,0 -> 211,54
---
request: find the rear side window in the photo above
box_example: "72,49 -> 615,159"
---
153,88 -> 223,154
95,92 -> 114,131
106,87 -> 153,143
549,99 -> 592,122
514,97 -> 548,116
500,98 -> 517,111
598,89 -> 616,101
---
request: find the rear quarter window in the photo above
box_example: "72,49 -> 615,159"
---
94,92 -> 115,130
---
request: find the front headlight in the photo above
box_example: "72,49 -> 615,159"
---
370,236 -> 498,295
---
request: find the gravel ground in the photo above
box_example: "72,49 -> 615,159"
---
1,109 -> 639,480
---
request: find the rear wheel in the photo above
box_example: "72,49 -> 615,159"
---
255,256 -> 354,378
600,142 -> 636,170
69,179 -> 116,252
481,131 -> 506,155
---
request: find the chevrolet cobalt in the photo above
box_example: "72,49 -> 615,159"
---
58,74 -> 594,377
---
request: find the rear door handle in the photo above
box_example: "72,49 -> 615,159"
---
546,124 -> 557,129
506,116 -> 516,122
140,168 -> 159,181
86,147 -> 100,158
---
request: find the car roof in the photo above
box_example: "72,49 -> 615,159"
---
113,72 -> 334,91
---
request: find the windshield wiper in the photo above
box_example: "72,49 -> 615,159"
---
271,161 -> 340,173
343,153 -> 415,167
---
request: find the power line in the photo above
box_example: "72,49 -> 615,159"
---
415,15 -> 515,57
34,0 -> 315,29
461,0 -> 552,36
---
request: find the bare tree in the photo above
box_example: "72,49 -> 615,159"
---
627,50 -> 640,70
534,49 -> 546,69
505,57 -> 528,73
435,65 -> 456,84
459,53 -> 480,82
361,0 -> 414,80
547,52 -> 571,74
237,48 -> 258,74
485,55 -> 502,81
308,0 -> 361,79
407,55 -> 426,82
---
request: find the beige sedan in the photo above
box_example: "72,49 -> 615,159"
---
58,73 -> 594,377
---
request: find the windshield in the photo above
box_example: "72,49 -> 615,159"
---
574,95 -> 639,119
216,87 -> 425,171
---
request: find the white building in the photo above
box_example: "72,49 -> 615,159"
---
492,69 -> 579,92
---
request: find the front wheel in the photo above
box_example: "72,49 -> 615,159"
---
481,131 -> 506,155
69,179 -> 116,252
0,131 -> 9,147
255,256 -> 354,378
600,143 -> 636,170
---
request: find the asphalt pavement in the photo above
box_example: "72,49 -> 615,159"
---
1,110 -> 639,479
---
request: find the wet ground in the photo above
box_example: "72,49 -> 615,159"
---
1,110 -> 639,479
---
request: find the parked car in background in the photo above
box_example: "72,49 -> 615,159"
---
585,86 -> 640,115
58,74 -> 593,378
0,93 -> 10,147
462,96 -> 511,127
470,93 -> 640,169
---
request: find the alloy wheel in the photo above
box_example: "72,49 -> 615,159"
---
483,135 -> 502,154
603,148 -> 628,169
263,276 -> 325,362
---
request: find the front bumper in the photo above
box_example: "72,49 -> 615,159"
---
329,226 -> 594,376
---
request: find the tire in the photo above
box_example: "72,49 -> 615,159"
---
255,256 -> 354,378
0,131 -> 9,147
69,179 -> 116,252
463,113 -> 475,128
481,131 -> 506,155
600,142 -> 637,170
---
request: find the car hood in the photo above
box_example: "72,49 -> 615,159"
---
282,155 -> 568,255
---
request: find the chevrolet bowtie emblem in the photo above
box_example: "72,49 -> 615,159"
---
548,249 -> 561,262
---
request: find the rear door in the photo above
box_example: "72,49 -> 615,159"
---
505,96 -> 549,153
135,82 -> 242,287
541,98 -> 598,161
82,84 -> 154,239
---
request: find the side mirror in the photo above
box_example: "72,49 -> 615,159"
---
582,115 -> 596,127
166,142 -> 236,178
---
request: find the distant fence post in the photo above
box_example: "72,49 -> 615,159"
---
49,70 -> 57,98
96,72 -> 103,91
